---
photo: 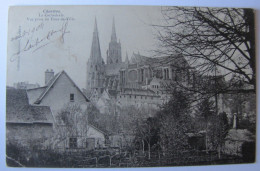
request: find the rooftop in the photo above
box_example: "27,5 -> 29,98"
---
6,88 -> 53,124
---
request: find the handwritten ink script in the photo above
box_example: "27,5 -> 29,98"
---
10,21 -> 70,61
11,23 -> 44,42
10,9 -> 75,62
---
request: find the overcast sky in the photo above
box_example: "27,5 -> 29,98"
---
7,6 -> 164,89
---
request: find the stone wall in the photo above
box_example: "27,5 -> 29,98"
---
6,123 -> 54,149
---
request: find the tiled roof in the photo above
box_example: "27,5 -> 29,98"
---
27,86 -> 46,104
89,123 -> 108,135
130,53 -> 189,69
34,72 -> 62,104
6,88 -> 53,123
88,120 -> 108,135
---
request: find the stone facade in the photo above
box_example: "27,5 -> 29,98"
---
6,123 -> 54,148
86,18 -> 195,108
86,18 -> 106,93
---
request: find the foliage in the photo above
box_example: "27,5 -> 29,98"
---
208,112 -> 229,152
86,102 -> 101,125
156,90 -> 192,153
133,90 -> 193,156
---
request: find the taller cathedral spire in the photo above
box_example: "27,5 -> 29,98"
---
90,17 -> 102,63
111,17 -> 117,42
86,18 -> 105,91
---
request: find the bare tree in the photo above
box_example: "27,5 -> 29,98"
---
53,103 -> 89,148
134,117 -> 159,160
154,7 -> 255,94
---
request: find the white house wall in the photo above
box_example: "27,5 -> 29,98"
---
87,125 -> 106,147
39,73 -> 88,119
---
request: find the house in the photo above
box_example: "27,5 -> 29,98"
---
6,88 -> 54,149
27,70 -> 90,120
26,69 -> 107,149
55,124 -> 107,150
86,124 -> 107,149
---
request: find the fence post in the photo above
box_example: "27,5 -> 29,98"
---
95,157 -> 97,167
158,152 -> 160,165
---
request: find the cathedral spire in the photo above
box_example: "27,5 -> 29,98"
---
111,17 -> 117,42
86,17 -> 105,91
90,17 -> 102,63
94,16 -> 98,32
107,17 -> 122,65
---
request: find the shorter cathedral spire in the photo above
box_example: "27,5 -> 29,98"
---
111,17 -> 117,42
90,17 -> 102,62
107,17 -> 122,65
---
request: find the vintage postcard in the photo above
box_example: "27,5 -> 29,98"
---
6,6 -> 256,167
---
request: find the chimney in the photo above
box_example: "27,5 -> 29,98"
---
45,69 -> 54,85
233,113 -> 237,129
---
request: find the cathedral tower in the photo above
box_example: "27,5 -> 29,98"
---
86,18 -> 105,92
106,18 -> 122,65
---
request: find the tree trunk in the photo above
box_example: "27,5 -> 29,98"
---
244,9 -> 255,90
148,143 -> 151,160
218,145 -> 221,159
162,144 -> 165,156
142,140 -> 145,154
205,123 -> 208,154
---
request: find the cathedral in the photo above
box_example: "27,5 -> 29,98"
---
86,18 -> 195,109
86,18 -> 124,94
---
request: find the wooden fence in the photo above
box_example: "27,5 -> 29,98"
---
6,146 -> 244,167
